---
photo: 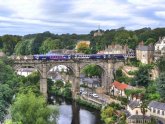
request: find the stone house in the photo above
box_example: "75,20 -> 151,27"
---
93,26 -> 103,37
126,100 -> 151,124
49,49 -> 76,54
148,101 -> 165,123
127,115 -> 151,124
98,44 -> 129,54
154,37 -> 165,61
97,44 -> 135,58
136,41 -> 154,64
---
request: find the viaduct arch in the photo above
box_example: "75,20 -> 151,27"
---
13,57 -> 124,98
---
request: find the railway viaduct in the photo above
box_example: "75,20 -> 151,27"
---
12,56 -> 124,98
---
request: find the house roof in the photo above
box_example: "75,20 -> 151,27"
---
128,100 -> 140,109
127,115 -> 151,120
136,45 -> 154,51
149,101 -> 165,111
112,81 -> 128,90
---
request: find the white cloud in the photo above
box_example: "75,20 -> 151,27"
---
72,0 -> 132,18
0,0 -> 43,19
129,16 -> 158,26
155,11 -> 165,18
0,0 -> 164,35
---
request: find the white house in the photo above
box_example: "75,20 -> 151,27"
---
17,68 -> 37,77
154,37 -> 165,61
110,81 -> 134,97
155,37 -> 165,51
148,101 -> 165,123
110,81 -> 128,97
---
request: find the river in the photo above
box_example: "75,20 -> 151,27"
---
49,96 -> 102,124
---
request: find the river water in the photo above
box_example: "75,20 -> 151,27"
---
49,96 -> 102,124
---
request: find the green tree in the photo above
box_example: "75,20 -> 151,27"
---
11,91 -> 58,124
55,80 -> 64,88
1,35 -> 21,55
101,107 -> 115,124
114,30 -> 130,45
157,72 -> 165,101
145,38 -> 155,45
82,64 -> 102,78
145,82 -> 160,101
18,72 -> 40,95
39,38 -> 62,53
15,38 -> 34,55
115,69 -> 132,84
140,100 -> 148,123
131,65 -> 152,87
0,58 -> 19,123
76,42 -> 90,54
157,57 -> 165,73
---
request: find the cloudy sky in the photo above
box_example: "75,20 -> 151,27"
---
0,0 -> 165,35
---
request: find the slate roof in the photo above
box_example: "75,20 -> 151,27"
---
128,100 -> 140,109
127,115 -> 151,120
136,45 -> 154,51
149,101 -> 165,111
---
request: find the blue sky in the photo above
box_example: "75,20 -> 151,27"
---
0,0 -> 165,35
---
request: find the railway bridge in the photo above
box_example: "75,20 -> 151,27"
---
12,56 -> 124,98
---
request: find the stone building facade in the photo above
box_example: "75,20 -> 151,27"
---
154,37 -> 165,61
98,44 -> 129,54
136,41 -> 154,64
148,101 -> 165,123
127,100 -> 151,124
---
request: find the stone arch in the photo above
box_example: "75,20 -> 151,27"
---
79,63 -> 107,87
47,63 -> 76,76
46,63 -> 80,98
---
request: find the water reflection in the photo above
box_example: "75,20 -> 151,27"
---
49,96 -> 101,124
71,101 -> 80,124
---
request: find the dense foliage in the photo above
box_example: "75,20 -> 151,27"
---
157,56 -> 165,73
0,58 -> 19,122
0,35 -> 21,55
115,69 -> 132,84
157,72 -> 165,101
82,64 -> 103,78
49,80 -> 72,99
0,28 -> 164,55
76,42 -> 90,54
0,57 -> 59,123
11,91 -> 58,124
131,64 -> 153,87
101,103 -> 126,124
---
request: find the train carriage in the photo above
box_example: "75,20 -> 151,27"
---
33,53 -> 126,61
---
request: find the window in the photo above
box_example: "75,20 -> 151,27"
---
136,110 -> 138,115
162,111 -> 164,115
157,110 -> 160,114
153,109 -> 156,113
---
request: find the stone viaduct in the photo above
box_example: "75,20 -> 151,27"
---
12,56 -> 124,98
